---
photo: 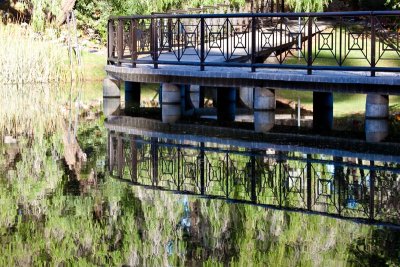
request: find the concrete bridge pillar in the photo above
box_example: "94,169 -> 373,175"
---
189,85 -> 200,108
217,87 -> 236,122
254,88 -> 275,132
103,76 -> 121,117
239,87 -> 254,108
161,83 -> 182,123
313,92 -> 333,131
365,94 -> 389,142
124,81 -> 141,115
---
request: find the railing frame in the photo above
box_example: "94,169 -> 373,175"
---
107,11 -> 400,76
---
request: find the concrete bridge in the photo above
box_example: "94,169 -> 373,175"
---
104,10 -> 400,142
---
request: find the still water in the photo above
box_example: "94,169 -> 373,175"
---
1,84 -> 400,266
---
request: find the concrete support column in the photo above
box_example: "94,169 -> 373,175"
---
125,81 -> 141,115
103,76 -> 121,117
254,88 -> 275,132
365,94 -> 389,142
189,85 -> 200,108
161,83 -> 182,123
217,87 -> 236,122
313,92 -> 333,131
239,87 -> 254,109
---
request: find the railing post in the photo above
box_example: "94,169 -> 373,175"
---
339,16 -> 343,67
307,16 -> 313,75
117,19 -> 124,66
151,17 -> 159,69
168,18 -> 173,52
131,19 -> 137,68
107,20 -> 115,64
371,13 -> 376,77
251,15 -> 257,72
200,17 -> 205,71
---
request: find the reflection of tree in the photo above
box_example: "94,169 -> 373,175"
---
349,228 -> 400,266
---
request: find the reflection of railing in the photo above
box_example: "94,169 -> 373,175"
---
107,11 -> 400,76
107,132 -> 400,226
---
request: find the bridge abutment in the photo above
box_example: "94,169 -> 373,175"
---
103,76 -> 121,117
365,94 -> 389,142
125,81 -> 141,115
161,83 -> 182,123
254,88 -> 275,133
217,87 -> 236,122
313,92 -> 333,132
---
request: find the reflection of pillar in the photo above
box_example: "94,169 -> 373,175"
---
365,94 -> 389,142
217,87 -> 236,122
254,88 -> 275,132
124,81 -> 141,115
313,91 -> 333,131
103,76 -> 120,117
161,83 -> 181,123
199,86 -> 205,108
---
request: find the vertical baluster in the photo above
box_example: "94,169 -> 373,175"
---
371,14 -> 376,77
117,19 -> 124,66
307,15 -> 313,75
108,20 -> 115,64
131,19 -> 137,68
339,16 -> 343,67
200,17 -> 205,70
251,15 -> 257,72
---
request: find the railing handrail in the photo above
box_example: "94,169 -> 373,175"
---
109,10 -> 400,20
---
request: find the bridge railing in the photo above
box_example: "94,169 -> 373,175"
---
107,132 -> 400,226
107,11 -> 400,76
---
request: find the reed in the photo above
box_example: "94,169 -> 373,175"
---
0,23 -> 76,84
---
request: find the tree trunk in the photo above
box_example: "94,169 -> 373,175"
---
57,0 -> 77,25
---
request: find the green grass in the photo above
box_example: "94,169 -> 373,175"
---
81,51 -> 107,82
277,90 -> 400,117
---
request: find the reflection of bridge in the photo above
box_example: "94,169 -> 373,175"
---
106,117 -> 400,226
103,11 -> 400,142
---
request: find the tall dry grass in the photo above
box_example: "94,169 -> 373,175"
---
0,23 -> 74,84
0,23 -> 84,139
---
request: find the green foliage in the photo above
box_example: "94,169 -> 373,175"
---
75,0 -> 244,42
285,0 -> 332,12
386,0 -> 400,9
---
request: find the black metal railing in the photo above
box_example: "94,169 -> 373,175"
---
107,11 -> 400,76
107,131 -> 400,226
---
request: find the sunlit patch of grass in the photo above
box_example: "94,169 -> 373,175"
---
283,27 -> 400,69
